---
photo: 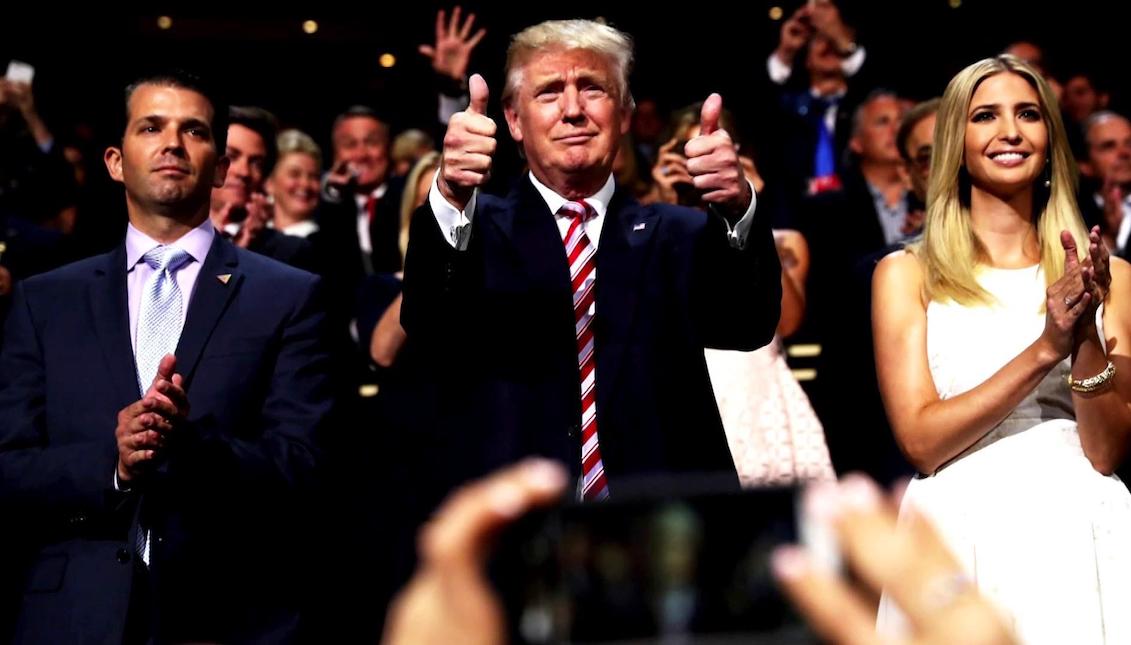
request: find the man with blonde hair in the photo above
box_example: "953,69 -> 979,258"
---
402,18 -> 781,499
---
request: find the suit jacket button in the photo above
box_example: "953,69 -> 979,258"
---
568,424 -> 580,439
116,548 -> 131,564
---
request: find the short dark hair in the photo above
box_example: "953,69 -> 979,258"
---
331,105 -> 389,141
229,105 -> 280,175
897,98 -> 941,163
123,69 -> 229,152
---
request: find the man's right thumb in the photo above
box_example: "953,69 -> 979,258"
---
469,73 -> 489,114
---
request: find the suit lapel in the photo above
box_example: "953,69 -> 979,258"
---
89,245 -> 144,405
175,236 -> 242,388
593,190 -> 658,407
488,180 -> 660,412
490,178 -> 574,297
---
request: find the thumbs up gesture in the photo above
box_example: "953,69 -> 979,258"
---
684,93 -> 752,215
438,73 -> 497,211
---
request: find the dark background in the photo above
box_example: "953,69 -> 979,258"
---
3,1 -> 1128,154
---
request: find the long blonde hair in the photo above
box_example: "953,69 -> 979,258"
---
913,55 -> 1087,305
399,151 -> 440,265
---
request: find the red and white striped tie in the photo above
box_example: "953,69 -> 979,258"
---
559,200 -> 609,501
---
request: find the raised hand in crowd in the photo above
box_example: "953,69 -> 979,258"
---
419,6 -> 487,83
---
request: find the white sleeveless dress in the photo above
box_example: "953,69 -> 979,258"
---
877,265 -> 1131,644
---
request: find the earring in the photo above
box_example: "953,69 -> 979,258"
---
1043,158 -> 1051,188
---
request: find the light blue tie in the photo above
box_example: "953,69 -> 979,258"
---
135,246 -> 192,395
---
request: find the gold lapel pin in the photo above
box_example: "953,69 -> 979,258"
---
217,274 -> 232,285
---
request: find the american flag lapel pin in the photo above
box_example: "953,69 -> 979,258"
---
633,222 -> 646,232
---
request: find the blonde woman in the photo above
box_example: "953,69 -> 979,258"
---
874,55 -> 1131,641
267,129 -> 323,237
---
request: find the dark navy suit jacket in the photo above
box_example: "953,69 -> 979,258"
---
401,177 -> 781,496
0,235 -> 334,644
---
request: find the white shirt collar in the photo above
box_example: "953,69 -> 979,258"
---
126,218 -> 215,271
279,220 -> 320,238
527,172 -> 615,218
354,183 -> 389,208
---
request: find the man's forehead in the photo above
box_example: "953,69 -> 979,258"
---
867,96 -> 900,113
228,123 -> 267,153
523,48 -> 614,79
1090,116 -> 1131,141
334,116 -> 386,139
910,115 -> 936,139
128,83 -> 213,122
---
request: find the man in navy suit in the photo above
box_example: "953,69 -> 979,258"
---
0,71 -> 333,644
401,19 -> 781,499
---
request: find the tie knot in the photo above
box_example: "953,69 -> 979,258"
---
811,94 -> 839,112
142,245 -> 191,274
559,200 -> 594,222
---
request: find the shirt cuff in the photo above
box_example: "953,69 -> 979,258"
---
428,171 -> 476,250
840,46 -> 866,77
113,468 -> 132,492
721,179 -> 759,249
767,53 -> 792,85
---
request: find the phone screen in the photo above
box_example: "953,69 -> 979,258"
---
492,486 -> 817,643
5,60 -> 35,84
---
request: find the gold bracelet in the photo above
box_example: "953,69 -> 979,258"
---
1067,361 -> 1116,393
